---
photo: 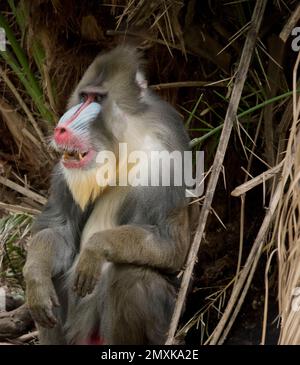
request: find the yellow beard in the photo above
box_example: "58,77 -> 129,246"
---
63,167 -> 105,211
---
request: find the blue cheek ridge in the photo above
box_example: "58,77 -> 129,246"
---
57,102 -> 102,127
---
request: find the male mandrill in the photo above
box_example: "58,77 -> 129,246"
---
23,46 -> 191,345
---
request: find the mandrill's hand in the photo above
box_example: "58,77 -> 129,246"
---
26,277 -> 60,328
73,246 -> 104,297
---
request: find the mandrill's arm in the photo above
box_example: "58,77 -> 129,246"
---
23,229 -> 65,328
74,207 -> 190,297
23,170 -> 82,327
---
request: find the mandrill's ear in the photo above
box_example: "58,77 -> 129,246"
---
135,70 -> 148,91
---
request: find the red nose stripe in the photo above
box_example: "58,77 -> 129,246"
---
64,94 -> 95,127
53,128 -> 86,150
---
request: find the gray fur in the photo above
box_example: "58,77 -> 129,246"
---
23,46 -> 190,345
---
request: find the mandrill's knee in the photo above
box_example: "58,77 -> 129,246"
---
107,265 -> 176,345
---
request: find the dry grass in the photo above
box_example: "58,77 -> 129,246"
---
116,0 -> 185,54
275,52 -> 300,345
1,0 -> 300,345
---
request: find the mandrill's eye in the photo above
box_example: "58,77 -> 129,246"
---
79,92 -> 107,104
94,93 -> 108,103
79,92 -> 89,103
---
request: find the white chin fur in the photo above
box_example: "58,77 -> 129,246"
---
63,167 -> 103,210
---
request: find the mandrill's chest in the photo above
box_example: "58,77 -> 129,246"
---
80,187 -> 126,248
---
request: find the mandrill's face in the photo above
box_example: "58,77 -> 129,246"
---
52,48 -> 147,173
51,47 -> 149,210
53,94 -> 102,169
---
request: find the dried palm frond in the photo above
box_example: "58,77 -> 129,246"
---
275,52 -> 300,344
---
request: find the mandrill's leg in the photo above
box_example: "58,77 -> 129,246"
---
38,321 -> 67,345
63,257 -> 104,345
101,264 -> 176,345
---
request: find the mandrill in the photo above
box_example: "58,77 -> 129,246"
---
23,46 -> 191,345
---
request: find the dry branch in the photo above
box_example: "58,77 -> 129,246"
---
279,3 -> 300,43
210,48 -> 300,346
209,181 -> 284,344
0,202 -> 41,215
231,160 -> 284,197
165,0 -> 267,345
0,305 -> 33,340
277,52 -> 300,345
0,99 -> 43,167
0,176 -> 46,206
0,67 -> 47,148
151,80 -> 228,90
13,330 -> 38,343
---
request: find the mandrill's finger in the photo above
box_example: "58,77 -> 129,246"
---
82,274 -> 95,297
79,278 -> 88,297
87,275 -> 98,295
44,305 -> 58,327
78,277 -> 89,297
73,272 -> 81,292
74,272 -> 86,297
80,285 -> 88,298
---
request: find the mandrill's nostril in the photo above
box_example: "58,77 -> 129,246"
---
54,127 -> 70,143
55,127 -> 67,134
